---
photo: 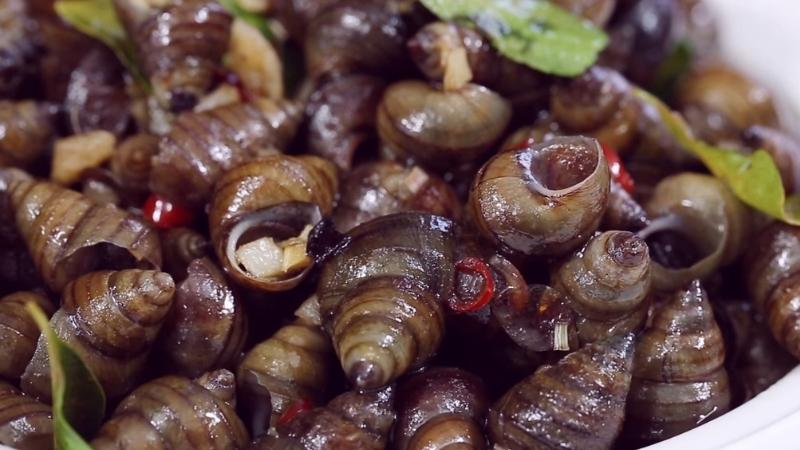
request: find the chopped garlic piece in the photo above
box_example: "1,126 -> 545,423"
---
235,237 -> 284,279
51,130 -> 116,185
281,240 -> 311,274
298,224 -> 313,241
194,84 -> 241,113
236,0 -> 268,13
443,46 -> 473,92
227,19 -> 284,99
403,167 -> 430,195
553,322 -> 571,352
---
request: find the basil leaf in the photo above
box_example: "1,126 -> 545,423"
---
26,303 -> 106,450
420,0 -> 608,76
218,0 -> 275,42
54,0 -> 149,89
636,88 -> 800,224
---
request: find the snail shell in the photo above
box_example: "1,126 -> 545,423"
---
150,100 -> 302,206
21,270 -> 175,401
393,367 -> 489,450
270,386 -> 395,450
745,222 -> 800,360
209,154 -> 338,292
488,334 -> 636,450
640,173 -> 750,291
0,381 -> 53,450
0,0 -> 38,97
316,213 -> 455,389
742,125 -> 800,194
0,291 -> 54,380
110,133 -> 160,202
0,101 -> 56,169
237,315 -> 333,433
333,161 -> 461,232
0,170 -> 162,293
470,136 -> 610,257
133,0 -> 232,111
92,369 -> 249,450
552,230 -> 651,343
306,73 -> 386,171
159,227 -> 211,281
623,280 -> 731,446
378,81 -> 512,171
158,257 -> 247,377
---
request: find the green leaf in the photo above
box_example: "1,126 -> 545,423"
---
26,303 -> 106,450
651,40 -> 693,101
54,0 -> 149,90
420,0 -> 608,76
218,0 -> 275,42
635,88 -> 800,225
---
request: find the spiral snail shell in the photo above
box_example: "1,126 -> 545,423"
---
470,136 -> 610,258
0,101 -> 56,169
0,291 -> 54,380
21,269 -> 175,401
0,381 -> 53,450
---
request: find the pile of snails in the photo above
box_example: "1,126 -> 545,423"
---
0,0 -> 798,449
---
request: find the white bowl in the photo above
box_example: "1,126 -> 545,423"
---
2,2 -> 799,450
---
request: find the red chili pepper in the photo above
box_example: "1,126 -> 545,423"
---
601,143 -> 635,193
142,194 -> 194,229
277,398 -> 314,427
448,257 -> 496,313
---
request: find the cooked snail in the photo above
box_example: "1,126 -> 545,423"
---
150,100 -> 302,206
92,369 -> 249,450
21,269 -> 175,401
470,136 -> 610,257
742,125 -> 800,193
393,367 -> 488,450
0,170 -> 162,293
158,257 -> 247,377
378,81 -> 511,171
306,73 -> 386,171
159,227 -> 211,281
0,381 -> 53,450
552,230 -> 651,343
0,101 -> 56,169
622,280 -> 731,446
0,291 -> 54,380
488,334 -> 636,450
110,133 -> 160,203
333,161 -> 461,232
209,155 -> 338,291
237,296 -> 333,434
314,213 -> 455,389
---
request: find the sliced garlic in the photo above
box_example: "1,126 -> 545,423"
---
227,19 -> 284,100
51,130 -> 116,185
235,237 -> 284,279
194,84 -> 242,113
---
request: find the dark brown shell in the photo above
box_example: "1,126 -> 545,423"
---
378,81 -> 512,171
333,161 -> 461,232
470,136 -> 610,257
271,386 -> 395,450
159,227 -> 211,281
150,100 -> 302,206
0,170 -> 162,293
316,213 -> 455,389
237,317 -> 333,433
602,181 -> 650,231
21,270 -> 175,401
304,0 -> 410,79
110,133 -> 160,202
306,73 -> 386,171
0,291 -> 54,380
265,0 -> 341,41
158,258 -> 247,377
92,369 -> 249,450
133,0 -> 232,111
552,231 -> 651,343
393,367 -> 489,450
0,381 -> 53,450
622,280 -> 730,446
0,0 -> 38,98
209,154 -> 338,291
0,101 -> 56,169
488,334 -> 636,450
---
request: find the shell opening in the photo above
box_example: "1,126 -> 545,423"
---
637,214 -> 708,269
521,137 -> 601,193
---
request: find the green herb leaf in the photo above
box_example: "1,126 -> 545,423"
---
651,40 -> 693,101
420,0 -> 608,76
219,0 -> 275,42
26,303 -> 106,450
54,0 -> 149,89
636,88 -> 800,224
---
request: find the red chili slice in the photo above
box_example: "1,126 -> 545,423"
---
448,257 -> 496,313
276,397 -> 314,427
601,143 -> 635,193
142,194 -> 194,229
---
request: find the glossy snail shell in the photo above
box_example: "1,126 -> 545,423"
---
92,369 -> 249,450
0,381 -> 53,450
470,136 -> 610,257
159,227 -> 210,281
209,154 -> 338,292
623,280 -> 731,446
0,101 -> 56,169
488,334 -> 636,450
0,170 -> 162,293
0,291 -> 54,380
21,270 -> 175,401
